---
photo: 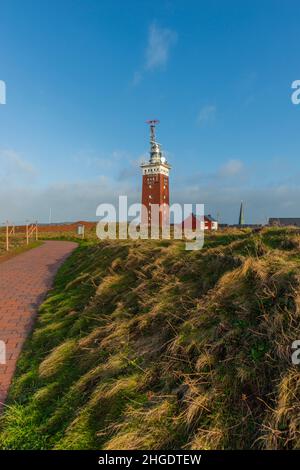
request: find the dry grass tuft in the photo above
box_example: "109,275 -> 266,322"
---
39,339 -> 77,378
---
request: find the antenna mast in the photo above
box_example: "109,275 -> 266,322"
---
146,119 -> 160,145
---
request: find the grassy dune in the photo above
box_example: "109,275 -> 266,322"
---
0,233 -> 25,257
1,227 -> 300,449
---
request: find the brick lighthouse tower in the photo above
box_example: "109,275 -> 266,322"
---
141,120 -> 171,228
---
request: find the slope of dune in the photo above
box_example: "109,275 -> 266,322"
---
1,227 -> 300,449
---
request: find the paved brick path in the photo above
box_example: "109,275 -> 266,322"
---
0,241 -> 77,409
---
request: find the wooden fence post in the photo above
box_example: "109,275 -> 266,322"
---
5,222 -> 16,251
6,221 -> 9,251
4,221 -> 37,251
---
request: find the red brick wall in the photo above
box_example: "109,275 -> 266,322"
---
141,173 -> 170,227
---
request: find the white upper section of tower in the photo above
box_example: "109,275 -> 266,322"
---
141,164 -> 170,176
141,120 -> 171,172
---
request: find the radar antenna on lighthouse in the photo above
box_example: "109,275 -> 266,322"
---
146,119 -> 160,147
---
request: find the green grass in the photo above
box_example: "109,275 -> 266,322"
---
1,228 -> 300,449
0,239 -> 42,260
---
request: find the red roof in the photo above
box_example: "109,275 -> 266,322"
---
181,213 -> 217,229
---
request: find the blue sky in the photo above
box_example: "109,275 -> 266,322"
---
0,0 -> 300,224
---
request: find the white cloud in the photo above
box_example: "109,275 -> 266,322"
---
133,22 -> 177,84
1,168 -> 300,226
218,159 -> 244,177
0,176 -> 140,225
132,71 -> 142,86
0,148 -> 297,227
171,179 -> 300,225
71,149 -> 130,174
197,105 -> 216,126
117,154 -> 147,181
184,159 -> 245,185
0,149 -> 37,184
145,23 -> 177,70
197,104 -> 217,126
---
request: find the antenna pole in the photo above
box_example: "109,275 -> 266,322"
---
146,119 -> 160,145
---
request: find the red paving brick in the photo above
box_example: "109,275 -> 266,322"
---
0,241 -> 77,410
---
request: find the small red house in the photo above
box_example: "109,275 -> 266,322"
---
181,213 -> 218,231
